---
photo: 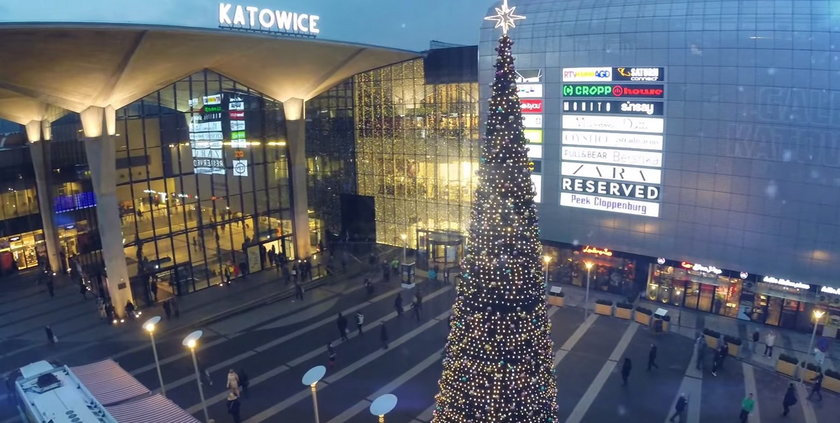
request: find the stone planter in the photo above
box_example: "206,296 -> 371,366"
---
824,374 -> 840,394
704,335 -> 719,349
594,303 -> 613,316
775,360 -> 798,378
547,296 -> 565,307
634,312 -> 651,326
615,307 -> 632,319
726,343 -> 740,357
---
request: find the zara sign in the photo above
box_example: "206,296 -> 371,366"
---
219,3 -> 321,35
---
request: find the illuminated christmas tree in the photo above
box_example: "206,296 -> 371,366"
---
431,1 -> 558,422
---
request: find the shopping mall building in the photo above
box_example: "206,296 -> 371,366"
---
1,0 -> 840,333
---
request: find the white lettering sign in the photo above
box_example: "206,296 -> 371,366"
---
524,129 -> 542,144
189,121 -> 223,132
219,3 -> 320,35
822,286 -> 840,295
560,192 -> 660,217
522,114 -> 543,128
233,159 -> 249,177
562,67 -> 612,82
561,177 -> 660,200
562,115 -> 664,134
562,147 -> 662,167
562,130 -> 663,151
517,84 -> 543,98
561,162 -> 662,184
690,263 -> 723,275
189,132 -> 224,141
762,276 -> 811,290
527,144 -> 543,159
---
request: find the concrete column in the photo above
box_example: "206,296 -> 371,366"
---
283,98 -> 311,259
81,106 -> 133,315
26,120 -> 62,273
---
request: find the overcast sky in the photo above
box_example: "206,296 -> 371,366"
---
0,0 -> 496,51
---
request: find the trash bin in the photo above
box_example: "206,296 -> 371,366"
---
653,308 -> 668,334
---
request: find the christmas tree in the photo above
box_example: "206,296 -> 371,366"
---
431,1 -> 558,422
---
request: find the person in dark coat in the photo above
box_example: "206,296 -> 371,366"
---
238,368 -> 249,398
337,313 -> 349,341
695,336 -> 706,370
379,322 -> 389,349
46,278 -> 54,298
294,281 -> 304,300
162,299 -> 172,320
621,357 -> 632,386
394,294 -> 404,316
79,280 -> 88,300
670,393 -> 687,422
227,392 -> 242,423
782,383 -> 797,416
648,344 -> 659,371
808,371 -> 823,401
149,278 -> 158,302
44,325 -> 56,345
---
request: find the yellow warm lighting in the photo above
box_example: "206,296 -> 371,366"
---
186,339 -> 197,349
814,309 -> 825,320
143,323 -> 155,333
543,255 -> 551,264
400,234 -> 407,241
584,261 -> 594,270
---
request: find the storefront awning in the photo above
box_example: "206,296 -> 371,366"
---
70,359 -> 149,406
106,394 -> 200,423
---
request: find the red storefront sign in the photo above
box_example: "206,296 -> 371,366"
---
520,99 -> 543,113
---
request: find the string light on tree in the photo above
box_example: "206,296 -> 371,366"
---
432,1 -> 558,422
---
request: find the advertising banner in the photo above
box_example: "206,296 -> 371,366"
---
560,192 -> 660,217
562,67 -> 612,82
562,84 -> 665,98
561,161 -> 662,184
562,100 -> 663,116
524,129 -> 543,144
561,115 -> 664,133
561,130 -> 663,150
612,67 -> 665,82
561,146 -> 663,167
520,99 -> 544,113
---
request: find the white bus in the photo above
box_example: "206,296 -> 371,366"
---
14,361 -> 118,423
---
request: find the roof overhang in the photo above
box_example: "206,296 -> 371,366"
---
0,23 -> 420,124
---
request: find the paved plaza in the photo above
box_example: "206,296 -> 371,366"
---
1,255 -> 838,423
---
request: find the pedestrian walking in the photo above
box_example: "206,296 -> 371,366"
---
739,393 -> 755,423
149,279 -> 158,302
647,344 -> 659,371
238,368 -> 249,398
412,299 -> 422,322
294,281 -> 304,301
696,337 -> 706,371
163,299 -> 172,320
171,296 -> 180,318
226,369 -> 240,396
808,371 -> 823,401
364,278 -> 374,296
79,280 -> 88,300
46,278 -> 54,298
669,393 -> 687,422
379,322 -> 389,350
782,383 -> 797,416
227,392 -> 242,423
124,300 -> 136,319
764,330 -> 776,357
620,357 -> 632,386
327,342 -> 337,368
355,312 -> 365,336
394,294 -> 404,316
428,266 -> 438,284
224,266 -> 232,285
752,329 -> 760,353
44,325 -> 56,345
337,313 -> 349,341
712,345 -> 727,376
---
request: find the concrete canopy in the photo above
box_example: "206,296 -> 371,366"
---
0,24 -> 420,124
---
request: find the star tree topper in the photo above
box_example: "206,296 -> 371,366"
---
484,0 -> 525,35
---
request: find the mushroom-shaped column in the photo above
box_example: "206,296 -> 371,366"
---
25,120 -> 63,274
283,98 -> 311,260
80,105 -> 133,315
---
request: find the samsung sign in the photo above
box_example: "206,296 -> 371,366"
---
219,3 -> 320,35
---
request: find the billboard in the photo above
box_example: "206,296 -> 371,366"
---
562,67 -> 612,82
561,115 -> 664,134
562,84 -> 665,98
612,67 -> 665,82
562,100 -> 663,116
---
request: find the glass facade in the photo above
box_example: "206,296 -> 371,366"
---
114,70 -> 292,300
354,59 -> 480,251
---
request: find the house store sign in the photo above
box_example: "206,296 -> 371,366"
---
219,2 -> 321,35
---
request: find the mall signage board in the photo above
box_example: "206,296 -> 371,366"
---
516,70 -> 544,203
562,100 -> 663,116
515,69 -> 543,84
562,84 -> 664,98
218,2 -> 320,35
559,65 -> 666,217
518,84 -> 543,98
520,99 -> 543,113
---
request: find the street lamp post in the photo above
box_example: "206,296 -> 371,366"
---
142,316 -> 165,396
370,394 -> 397,422
302,365 -> 326,423
182,330 -> 209,423
400,234 -> 407,263
584,261 -> 594,317
807,309 -> 826,365
542,255 -> 551,286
